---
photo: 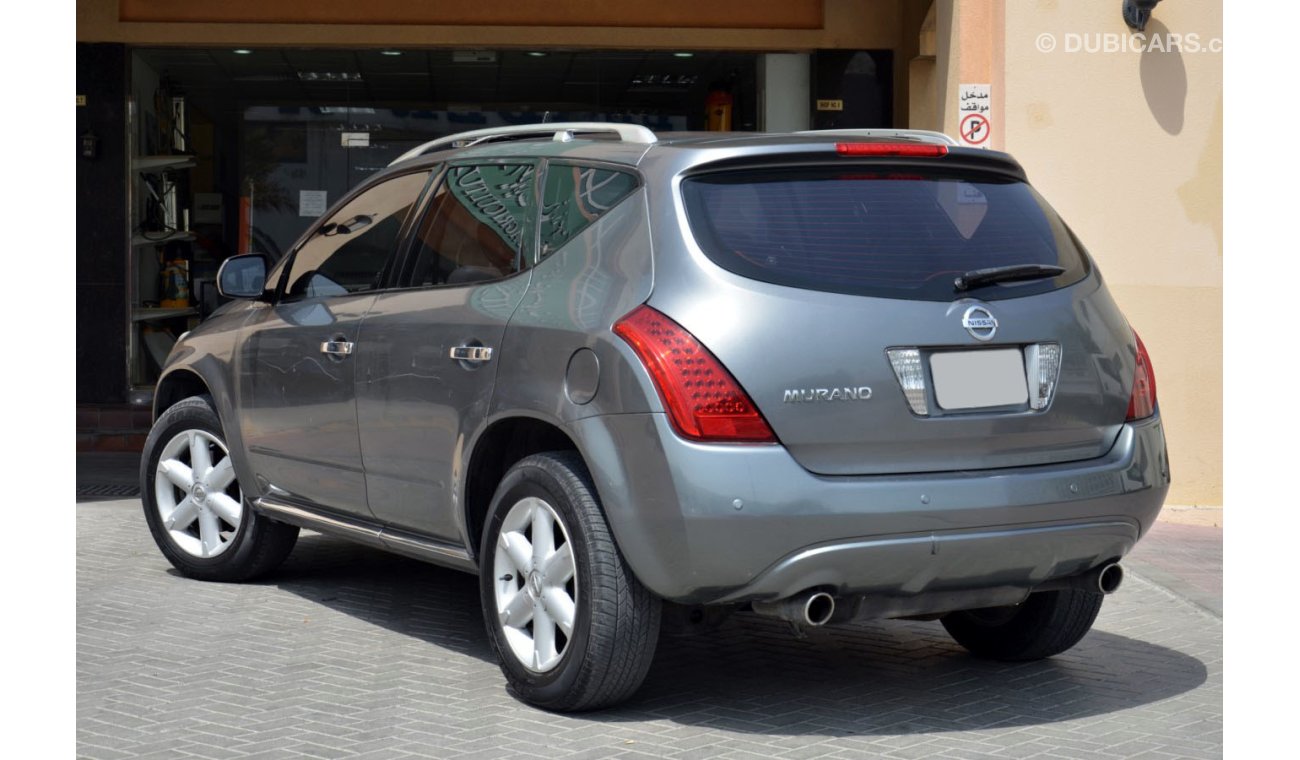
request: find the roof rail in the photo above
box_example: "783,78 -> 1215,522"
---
388,122 -> 659,166
794,129 -> 959,147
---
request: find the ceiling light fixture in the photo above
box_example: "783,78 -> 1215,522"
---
232,49 -> 252,55
297,72 -> 364,81
527,51 -> 548,57
673,52 -> 695,58
380,50 -> 403,56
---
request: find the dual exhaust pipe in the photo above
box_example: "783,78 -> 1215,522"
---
750,563 -> 1124,629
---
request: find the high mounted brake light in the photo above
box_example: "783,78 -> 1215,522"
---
1125,331 -> 1158,421
613,305 -> 777,444
836,142 -> 949,157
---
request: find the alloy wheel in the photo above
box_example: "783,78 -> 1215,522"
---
153,428 -> 243,558
492,496 -> 578,672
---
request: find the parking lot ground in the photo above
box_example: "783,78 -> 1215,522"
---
78,498 -> 1221,759
1123,519 -> 1222,618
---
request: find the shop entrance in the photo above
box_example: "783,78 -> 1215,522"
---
125,47 -> 760,392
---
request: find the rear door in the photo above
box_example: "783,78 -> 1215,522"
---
355,161 -> 538,539
238,169 -> 431,512
665,159 -> 1133,475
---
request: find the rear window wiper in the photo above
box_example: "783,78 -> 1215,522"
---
953,264 -> 1066,292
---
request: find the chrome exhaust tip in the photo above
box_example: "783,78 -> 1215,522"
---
752,589 -> 837,627
1033,562 -> 1126,596
803,592 -> 835,626
1097,563 -> 1124,595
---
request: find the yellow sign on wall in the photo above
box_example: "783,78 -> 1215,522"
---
816,99 -> 843,111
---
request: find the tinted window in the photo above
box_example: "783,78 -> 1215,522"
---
681,168 -> 1090,301
539,165 -> 638,259
284,171 -> 430,299
406,164 -> 536,287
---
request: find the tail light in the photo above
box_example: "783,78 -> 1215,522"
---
613,305 -> 776,443
1125,331 -> 1158,421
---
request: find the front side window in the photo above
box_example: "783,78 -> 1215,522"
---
538,164 -> 638,260
283,171 -> 431,299
405,163 -> 536,288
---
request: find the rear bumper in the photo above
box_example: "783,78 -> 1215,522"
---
569,413 -> 1169,605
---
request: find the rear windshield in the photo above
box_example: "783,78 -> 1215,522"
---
681,167 -> 1090,301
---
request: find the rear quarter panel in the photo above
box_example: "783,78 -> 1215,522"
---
487,187 -> 659,423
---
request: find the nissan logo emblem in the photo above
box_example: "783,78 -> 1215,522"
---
962,305 -> 998,341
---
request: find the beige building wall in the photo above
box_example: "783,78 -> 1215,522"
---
914,1 -> 1223,505
1003,2 -> 1222,506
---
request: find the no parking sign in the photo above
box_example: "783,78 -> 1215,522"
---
957,83 -> 992,149
960,113 -> 990,146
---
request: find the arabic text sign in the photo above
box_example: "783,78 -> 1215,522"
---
957,83 -> 992,149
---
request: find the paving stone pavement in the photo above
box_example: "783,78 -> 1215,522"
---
1122,522 -> 1222,618
78,500 -> 1222,759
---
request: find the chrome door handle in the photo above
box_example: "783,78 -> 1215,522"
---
449,345 -> 493,362
320,340 -> 354,356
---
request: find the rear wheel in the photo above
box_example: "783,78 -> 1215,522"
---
480,452 -> 660,711
140,396 -> 298,582
941,588 -> 1104,661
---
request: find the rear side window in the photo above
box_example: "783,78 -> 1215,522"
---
538,164 -> 638,260
405,163 -> 536,288
681,168 -> 1090,301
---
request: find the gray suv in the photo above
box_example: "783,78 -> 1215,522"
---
141,123 -> 1169,711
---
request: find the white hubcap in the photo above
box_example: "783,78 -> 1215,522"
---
493,497 -> 578,673
154,428 -> 243,558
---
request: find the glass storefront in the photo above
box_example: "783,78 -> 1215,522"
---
124,47 -> 762,391
119,46 -> 891,395
239,107 -> 685,261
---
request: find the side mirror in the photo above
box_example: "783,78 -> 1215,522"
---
217,253 -> 270,299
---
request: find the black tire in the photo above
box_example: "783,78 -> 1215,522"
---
479,451 -> 661,712
140,395 -> 298,582
941,588 -> 1104,661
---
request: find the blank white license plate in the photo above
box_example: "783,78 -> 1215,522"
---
930,349 -> 1028,410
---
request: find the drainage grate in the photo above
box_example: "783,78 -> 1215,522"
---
77,484 -> 141,500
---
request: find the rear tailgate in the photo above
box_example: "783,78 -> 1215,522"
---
657,150 -> 1135,476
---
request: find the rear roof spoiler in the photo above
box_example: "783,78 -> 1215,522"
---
389,122 -> 659,166
683,143 -> 1028,183
795,129 -> 959,147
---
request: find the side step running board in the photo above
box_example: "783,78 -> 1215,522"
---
254,497 -> 477,573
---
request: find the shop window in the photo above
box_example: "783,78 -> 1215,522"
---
405,164 -> 536,287
283,171 -> 430,299
538,164 -> 639,262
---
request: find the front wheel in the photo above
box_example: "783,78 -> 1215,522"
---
480,452 -> 661,711
941,588 -> 1104,661
140,395 -> 299,582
